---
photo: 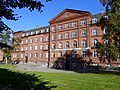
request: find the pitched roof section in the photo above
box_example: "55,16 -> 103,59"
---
49,9 -> 92,24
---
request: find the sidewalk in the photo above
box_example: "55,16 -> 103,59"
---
15,64 -> 75,73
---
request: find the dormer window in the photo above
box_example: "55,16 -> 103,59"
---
30,32 -> 34,35
41,29 -> 45,33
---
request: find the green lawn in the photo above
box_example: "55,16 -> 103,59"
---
0,65 -> 120,90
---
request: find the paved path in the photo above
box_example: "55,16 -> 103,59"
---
15,64 -> 75,73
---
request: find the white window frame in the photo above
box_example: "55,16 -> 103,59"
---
82,51 -> 86,58
72,21 -> 77,27
35,45 -> 38,50
81,30 -> 86,36
93,51 -> 98,58
82,40 -> 86,47
59,34 -> 62,39
72,32 -> 77,38
59,42 -> 62,48
92,29 -> 98,35
81,19 -> 86,25
65,23 -> 69,28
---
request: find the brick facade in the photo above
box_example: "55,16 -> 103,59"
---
11,9 -> 120,67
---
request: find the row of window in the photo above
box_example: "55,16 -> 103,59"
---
51,51 -> 98,58
52,20 -> 86,31
51,39 -> 98,49
21,36 -> 49,44
21,28 -> 49,37
15,50 -> 98,59
51,29 -> 98,41
21,44 -> 49,51
21,39 -> 110,51
20,53 -> 48,58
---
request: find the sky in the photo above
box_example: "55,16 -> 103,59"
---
3,0 -> 104,32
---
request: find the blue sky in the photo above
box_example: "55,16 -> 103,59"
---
3,0 -> 104,32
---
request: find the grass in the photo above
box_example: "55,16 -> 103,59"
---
0,64 -> 120,90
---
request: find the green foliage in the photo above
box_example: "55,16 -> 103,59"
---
98,0 -> 120,62
0,0 -> 52,49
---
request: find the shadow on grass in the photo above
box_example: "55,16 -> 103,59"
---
0,68 -> 56,90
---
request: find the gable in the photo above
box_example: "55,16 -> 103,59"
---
49,9 -> 91,24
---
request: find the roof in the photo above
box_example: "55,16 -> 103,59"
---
49,8 -> 92,24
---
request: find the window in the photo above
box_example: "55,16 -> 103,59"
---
35,38 -> 38,42
104,27 -> 107,34
22,34 -> 25,37
72,32 -> 77,38
59,34 -> 62,39
30,38 -> 33,43
59,24 -> 62,30
52,52 -> 55,58
40,45 -> 43,50
81,19 -> 86,25
93,51 -> 98,58
104,40 -> 110,46
46,28 -> 49,32
81,30 -> 86,36
30,45 -> 33,50
41,29 -> 45,33
59,42 -> 62,48
46,36 -> 49,41
65,33 -> 69,38
35,53 -> 38,58
52,35 -> 55,41
66,41 -> 70,48
40,53 -> 43,58
21,40 -> 24,44
40,37 -> 44,42
26,40 -> 28,44
65,23 -> 69,28
35,45 -> 38,50
72,21 -> 77,27
58,51 -> 62,57
35,30 -> 39,34
82,51 -> 86,57
30,53 -> 32,58
92,29 -> 98,35
26,46 -> 28,51
46,53 -> 48,58
30,32 -> 34,35
93,39 -> 98,46
82,40 -> 86,47
52,43 -> 55,49
21,46 -> 24,51
73,41 -> 77,48
46,44 -> 49,49
91,18 -> 98,23
52,26 -> 56,31
21,54 -> 24,58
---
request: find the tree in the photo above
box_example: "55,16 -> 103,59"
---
0,0 -> 52,47
0,0 -> 52,62
98,0 -> 120,63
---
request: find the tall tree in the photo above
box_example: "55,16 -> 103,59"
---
98,0 -> 120,63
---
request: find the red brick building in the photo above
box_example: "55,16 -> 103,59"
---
12,9 -> 120,67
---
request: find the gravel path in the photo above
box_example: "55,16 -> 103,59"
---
15,64 -> 75,73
